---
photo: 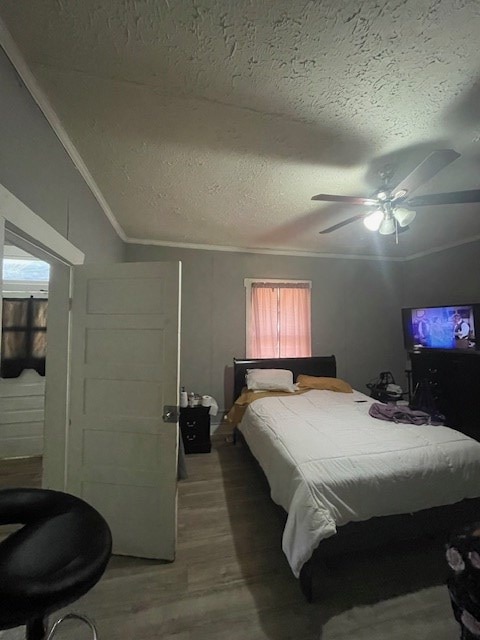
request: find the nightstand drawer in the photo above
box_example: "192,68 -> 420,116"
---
183,417 -> 203,429
182,421 -> 209,440
182,431 -> 211,453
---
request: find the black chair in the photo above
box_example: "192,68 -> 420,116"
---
0,488 -> 112,640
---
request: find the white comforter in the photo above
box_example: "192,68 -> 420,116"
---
238,389 -> 480,577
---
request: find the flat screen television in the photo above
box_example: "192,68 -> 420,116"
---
402,304 -> 478,352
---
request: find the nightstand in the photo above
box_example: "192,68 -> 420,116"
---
179,406 -> 211,453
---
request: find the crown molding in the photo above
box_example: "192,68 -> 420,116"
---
125,236 -> 405,261
126,232 -> 480,262
0,17 -> 127,242
403,233 -> 480,261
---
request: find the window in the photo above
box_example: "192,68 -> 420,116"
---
3,258 -> 50,282
245,279 -> 311,358
1,298 -> 48,378
2,255 -> 50,298
2,248 -> 49,378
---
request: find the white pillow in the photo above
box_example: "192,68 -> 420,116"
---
245,368 -> 295,393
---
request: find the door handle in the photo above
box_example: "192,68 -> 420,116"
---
163,406 -> 179,423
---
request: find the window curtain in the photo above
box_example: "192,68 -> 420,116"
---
1,298 -> 48,378
279,285 -> 311,357
248,283 -> 311,358
249,285 -> 278,358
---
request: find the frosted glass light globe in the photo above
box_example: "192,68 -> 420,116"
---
363,210 -> 384,231
379,217 -> 396,235
393,207 -> 416,227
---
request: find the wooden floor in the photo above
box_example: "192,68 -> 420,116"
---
0,455 -> 42,489
0,426 -> 459,640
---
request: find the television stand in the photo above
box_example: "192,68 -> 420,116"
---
410,350 -> 480,441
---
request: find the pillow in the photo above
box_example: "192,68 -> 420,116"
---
245,368 -> 295,393
296,374 -> 353,393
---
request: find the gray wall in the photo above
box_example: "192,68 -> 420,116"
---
0,48 -> 124,263
402,240 -> 480,308
126,244 -> 406,411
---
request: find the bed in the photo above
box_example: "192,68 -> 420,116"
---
231,355 -> 480,602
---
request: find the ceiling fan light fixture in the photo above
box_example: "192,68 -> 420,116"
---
393,207 -> 416,227
311,149 -> 473,236
363,209 -> 384,231
378,217 -> 396,235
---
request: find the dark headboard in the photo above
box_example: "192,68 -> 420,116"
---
233,355 -> 337,401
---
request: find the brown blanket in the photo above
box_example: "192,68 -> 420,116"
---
226,388 -> 310,425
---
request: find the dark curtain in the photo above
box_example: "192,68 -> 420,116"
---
1,297 -> 48,378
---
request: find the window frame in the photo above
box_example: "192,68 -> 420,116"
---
244,278 -> 312,358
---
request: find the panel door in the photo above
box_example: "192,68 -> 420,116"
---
67,261 -> 181,559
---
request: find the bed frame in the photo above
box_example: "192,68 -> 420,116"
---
232,355 -> 480,602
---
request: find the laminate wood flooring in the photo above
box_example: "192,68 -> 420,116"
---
0,455 -> 42,538
0,428 -> 459,640
0,455 -> 42,489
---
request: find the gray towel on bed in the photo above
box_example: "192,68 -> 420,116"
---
369,402 -> 432,425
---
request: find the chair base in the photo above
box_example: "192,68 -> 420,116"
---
25,613 -> 98,640
46,613 -> 98,640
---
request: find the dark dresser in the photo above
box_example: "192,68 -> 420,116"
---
179,406 -> 211,453
410,350 -> 480,440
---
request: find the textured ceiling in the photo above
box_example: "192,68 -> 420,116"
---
1,0 -> 480,258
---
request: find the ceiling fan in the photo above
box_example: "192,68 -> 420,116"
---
312,149 -> 480,237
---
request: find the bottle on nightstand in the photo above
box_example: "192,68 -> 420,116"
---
180,386 -> 188,408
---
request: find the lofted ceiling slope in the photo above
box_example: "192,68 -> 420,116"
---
1,0 -> 480,258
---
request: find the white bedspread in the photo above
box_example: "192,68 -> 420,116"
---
238,389 -> 480,577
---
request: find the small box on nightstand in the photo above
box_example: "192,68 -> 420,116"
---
179,406 -> 211,453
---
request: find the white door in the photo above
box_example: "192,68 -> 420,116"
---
67,261 -> 181,560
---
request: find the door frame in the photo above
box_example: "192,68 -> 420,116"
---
0,183 -> 84,490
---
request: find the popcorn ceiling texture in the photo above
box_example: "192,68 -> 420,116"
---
1,0 -> 479,257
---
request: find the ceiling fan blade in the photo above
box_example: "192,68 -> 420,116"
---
312,194 -> 379,206
319,214 -> 365,234
390,149 -> 461,201
407,189 -> 480,207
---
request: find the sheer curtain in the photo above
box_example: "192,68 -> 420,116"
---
279,285 -> 311,357
249,285 -> 278,358
248,282 -> 311,358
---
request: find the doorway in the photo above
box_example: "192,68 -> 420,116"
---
1,187 -> 181,560
0,242 -> 50,488
0,188 -> 85,493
